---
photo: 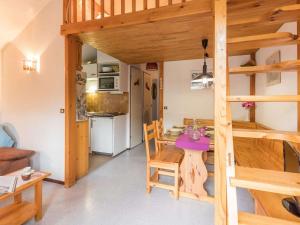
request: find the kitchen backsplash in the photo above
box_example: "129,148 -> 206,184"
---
86,92 -> 129,113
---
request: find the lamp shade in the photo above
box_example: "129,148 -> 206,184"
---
146,62 -> 158,71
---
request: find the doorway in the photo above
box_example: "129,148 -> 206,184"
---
130,66 -> 143,148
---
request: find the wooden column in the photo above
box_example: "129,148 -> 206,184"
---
250,53 -> 256,122
213,0 -> 228,224
159,62 -> 164,120
298,7 -> 300,131
65,35 -> 82,188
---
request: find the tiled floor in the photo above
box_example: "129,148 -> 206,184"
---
22,144 -> 253,225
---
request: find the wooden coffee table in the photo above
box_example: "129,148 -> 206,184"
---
0,170 -> 50,225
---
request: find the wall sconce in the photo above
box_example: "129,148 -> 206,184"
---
23,59 -> 37,73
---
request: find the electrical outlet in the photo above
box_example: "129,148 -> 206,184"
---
60,109 -> 65,114
164,106 -> 168,110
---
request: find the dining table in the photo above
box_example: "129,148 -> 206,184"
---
159,130 -> 214,203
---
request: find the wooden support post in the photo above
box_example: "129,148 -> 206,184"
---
144,0 -> 148,10
250,53 -> 256,122
65,35 -> 82,188
159,62 -> 164,120
213,0 -> 228,224
298,4 -> 300,132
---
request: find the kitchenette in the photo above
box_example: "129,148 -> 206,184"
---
83,48 -> 130,158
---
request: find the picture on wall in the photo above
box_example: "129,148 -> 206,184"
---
266,51 -> 281,86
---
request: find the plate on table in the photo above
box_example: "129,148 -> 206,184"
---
173,125 -> 185,129
169,128 -> 183,136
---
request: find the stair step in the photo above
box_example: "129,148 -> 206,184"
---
227,95 -> 300,102
233,129 -> 300,143
228,32 -> 299,51
230,60 -> 300,74
231,166 -> 300,196
239,212 -> 300,225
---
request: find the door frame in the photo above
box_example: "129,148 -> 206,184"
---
129,66 -> 143,148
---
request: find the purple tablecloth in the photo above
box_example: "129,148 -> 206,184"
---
175,134 -> 210,151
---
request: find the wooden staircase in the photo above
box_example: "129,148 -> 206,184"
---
224,4 -> 300,225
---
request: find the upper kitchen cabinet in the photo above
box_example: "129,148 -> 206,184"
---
82,63 -> 97,78
98,51 -> 129,92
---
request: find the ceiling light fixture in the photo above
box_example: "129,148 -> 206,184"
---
191,39 -> 214,90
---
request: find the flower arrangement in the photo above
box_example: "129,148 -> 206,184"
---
242,101 -> 255,109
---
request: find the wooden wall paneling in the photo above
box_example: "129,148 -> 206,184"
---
250,53 -> 256,122
65,35 -> 82,188
213,0 -> 228,224
159,62 -> 164,120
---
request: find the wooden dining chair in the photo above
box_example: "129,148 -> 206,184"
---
143,122 -> 184,199
183,118 -> 194,126
195,119 -> 214,127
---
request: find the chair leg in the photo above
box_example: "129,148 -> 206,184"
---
146,164 -> 152,193
174,167 -> 179,200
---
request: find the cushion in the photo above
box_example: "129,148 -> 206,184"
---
0,127 -> 14,147
0,148 -> 35,161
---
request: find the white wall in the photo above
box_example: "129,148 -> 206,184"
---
164,55 -> 250,129
0,50 -> 2,121
1,0 -> 65,180
255,22 -> 297,131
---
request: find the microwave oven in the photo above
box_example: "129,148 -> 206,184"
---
98,76 -> 120,91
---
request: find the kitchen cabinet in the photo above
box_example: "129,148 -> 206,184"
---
82,64 -> 97,78
90,115 -> 127,156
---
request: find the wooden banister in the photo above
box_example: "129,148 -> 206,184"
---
101,0 -> 104,18
82,0 -> 86,21
72,0 -> 77,23
91,0 -> 95,20
132,0 -> 136,12
156,0 -> 159,8
111,0 -> 114,16
64,0 -> 181,24
121,0 -> 125,14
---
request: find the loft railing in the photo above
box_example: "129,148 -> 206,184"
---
63,0 -> 191,24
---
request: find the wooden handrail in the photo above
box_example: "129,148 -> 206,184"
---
63,0 -> 182,24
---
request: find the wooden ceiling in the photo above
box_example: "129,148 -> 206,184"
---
61,0 -> 299,64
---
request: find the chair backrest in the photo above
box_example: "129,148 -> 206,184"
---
183,118 -> 194,126
155,118 -> 164,139
143,122 -> 159,162
195,119 -> 214,127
